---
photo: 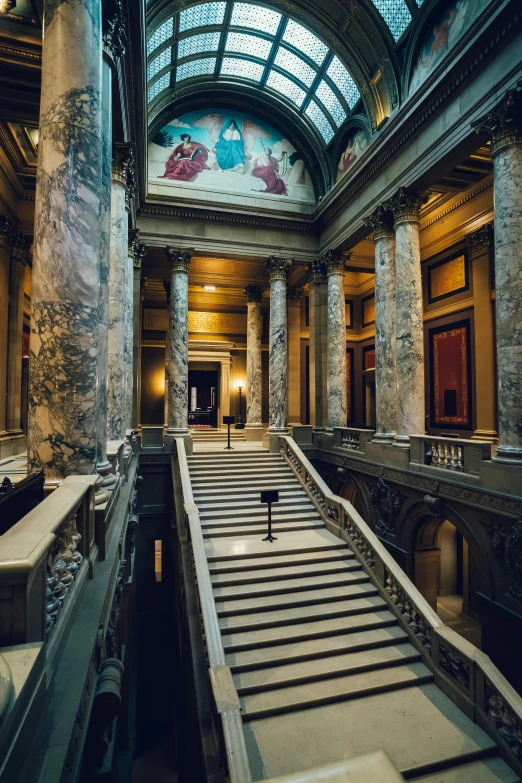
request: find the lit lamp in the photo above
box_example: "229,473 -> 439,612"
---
235,380 -> 245,429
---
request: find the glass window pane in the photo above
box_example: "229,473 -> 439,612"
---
225,32 -> 272,59
230,3 -> 281,35
315,80 -> 346,127
266,70 -> 306,107
372,0 -> 412,41
176,57 -> 217,81
221,57 -> 265,81
178,32 -> 221,59
148,73 -> 170,103
273,46 -> 316,87
179,2 -> 226,33
305,99 -> 334,143
326,56 -> 360,108
148,48 -> 172,81
147,18 -> 173,56
282,20 -> 328,66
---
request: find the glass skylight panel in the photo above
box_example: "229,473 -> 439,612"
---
147,18 -> 173,56
148,73 -> 170,103
315,80 -> 346,127
230,3 -> 281,35
176,57 -> 217,81
274,47 -> 316,88
148,49 -> 172,81
225,32 -> 272,59
306,100 -> 334,143
282,20 -> 328,66
326,57 -> 360,108
266,70 -> 306,107
179,2 -> 226,33
372,0 -> 412,41
178,32 -> 221,59
221,57 -> 264,81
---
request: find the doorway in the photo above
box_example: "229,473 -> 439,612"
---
188,369 -> 218,428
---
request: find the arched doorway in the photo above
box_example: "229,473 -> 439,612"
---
339,477 -> 368,521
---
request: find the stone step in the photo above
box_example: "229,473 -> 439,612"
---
215,579 -> 375,616
208,549 -> 354,574
239,661 -> 433,720
189,467 -> 293,479
188,454 -> 280,463
411,757 -> 520,782
212,566 -> 365,597
221,608 -> 398,652
192,477 -> 300,490
201,510 -> 320,527
195,489 -> 305,504
204,529 -> 348,562
242,684 -> 499,781
218,594 -> 387,635
233,641 -> 421,695
202,519 -> 324,538
199,497 -> 313,515
226,625 -> 409,672
200,504 -> 316,521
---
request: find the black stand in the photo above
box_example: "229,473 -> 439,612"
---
261,489 -> 279,543
262,501 -> 277,542
223,415 -> 235,450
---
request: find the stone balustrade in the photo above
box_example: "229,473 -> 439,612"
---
333,427 -> 376,453
410,435 -> 492,477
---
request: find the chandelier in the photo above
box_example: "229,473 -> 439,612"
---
0,0 -> 16,13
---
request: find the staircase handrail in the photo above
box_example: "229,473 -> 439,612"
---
174,438 -> 252,783
279,435 -> 522,776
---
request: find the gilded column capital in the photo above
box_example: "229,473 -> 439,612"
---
112,143 -> 136,204
473,89 -> 522,156
243,284 -> 265,303
466,223 -> 493,259
167,246 -> 193,274
103,0 -> 127,59
128,228 -> 140,258
365,205 -> 394,240
306,259 -> 327,284
287,287 -> 303,305
0,215 -> 16,250
324,250 -> 349,276
386,187 -> 429,226
266,256 -> 291,281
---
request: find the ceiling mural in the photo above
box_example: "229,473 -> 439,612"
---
409,0 -> 491,95
149,108 -> 315,205
336,127 -> 370,183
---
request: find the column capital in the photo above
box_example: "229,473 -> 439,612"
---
128,229 -> 145,268
11,233 -> 32,265
306,259 -> 327,284
473,88 -> 522,156
324,250 -> 349,276
167,246 -> 193,274
386,187 -> 429,225
103,0 -> 127,59
365,205 -> 394,240
112,143 -> 136,207
266,256 -> 291,281
287,287 -> 303,305
466,223 -> 493,259
243,284 -> 265,303
0,215 -> 16,250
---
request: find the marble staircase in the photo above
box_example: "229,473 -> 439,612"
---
186,449 -> 520,783
190,427 -> 247,443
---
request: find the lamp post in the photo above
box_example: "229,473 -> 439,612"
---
235,380 -> 245,429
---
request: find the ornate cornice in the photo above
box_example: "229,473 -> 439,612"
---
306,259 -> 327,285
167,246 -> 193,274
243,284 -> 265,303
266,256 -> 291,281
103,0 -> 127,59
473,88 -> 522,156
324,250 -> 348,276
287,287 -> 303,304
386,187 -> 429,226
137,205 -> 315,235
365,205 -> 394,241
466,223 -> 493,259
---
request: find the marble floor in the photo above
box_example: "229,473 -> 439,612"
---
437,594 -> 482,648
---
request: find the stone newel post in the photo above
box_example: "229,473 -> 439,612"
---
166,247 -> 193,438
326,250 -> 347,429
244,284 -> 265,439
266,256 -> 291,433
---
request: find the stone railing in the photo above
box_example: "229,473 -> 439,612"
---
279,435 -> 522,777
0,475 -> 97,651
174,438 -> 252,783
333,427 -> 375,453
409,435 -> 492,476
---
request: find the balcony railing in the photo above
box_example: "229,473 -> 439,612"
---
409,435 -> 492,476
333,427 -> 375,452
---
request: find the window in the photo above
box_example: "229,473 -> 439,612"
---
147,18 -> 173,56
372,0 -> 412,41
178,32 -> 221,59
274,47 -> 316,88
305,100 -> 334,143
327,57 -> 360,108
315,80 -> 346,126
148,49 -> 172,81
148,73 -> 170,102
230,2 -> 281,35
179,2 -> 226,32
282,20 -> 328,66
225,31 -> 272,59
221,57 -> 265,81
176,57 -> 217,81
266,71 -> 306,107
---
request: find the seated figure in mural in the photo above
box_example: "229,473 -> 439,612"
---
252,148 -> 288,195
214,119 -> 245,171
158,133 -> 210,182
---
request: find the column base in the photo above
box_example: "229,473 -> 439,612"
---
392,434 -> 411,448
493,445 -> 522,464
263,428 -> 289,452
372,432 -> 396,445
165,429 -> 193,456
472,429 -> 498,443
244,424 -> 264,441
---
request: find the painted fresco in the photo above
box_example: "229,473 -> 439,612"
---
336,128 -> 369,182
410,0 -> 491,94
149,109 -> 315,204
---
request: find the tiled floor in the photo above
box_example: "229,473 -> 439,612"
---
437,593 -> 481,648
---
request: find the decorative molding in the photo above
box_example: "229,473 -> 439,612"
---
386,187 -> 430,225
488,520 -> 522,601
385,572 -> 431,651
369,477 -> 405,535
128,229 -> 145,270
266,256 -> 291,281
103,0 -> 127,59
420,177 -> 493,232
466,222 -> 493,259
167,246 -> 193,274
473,88 -> 522,156
486,683 -> 522,760
306,259 -> 327,284
137,204 -> 315,234
365,204 -> 394,240
112,143 -> 136,209
243,284 -> 265,303
439,644 -> 471,691
324,249 -> 348,276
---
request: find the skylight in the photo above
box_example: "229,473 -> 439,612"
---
176,57 -> 217,81
178,32 -> 221,59
221,57 -> 265,81
282,20 -> 328,67
326,57 -> 359,108
274,47 -> 316,88
148,73 -> 170,102
266,71 -> 306,108
305,100 -> 334,143
230,3 -> 281,35
148,48 -> 172,81
315,80 -> 346,127
372,0 -> 411,41
179,2 -> 226,33
147,18 -> 173,56
225,31 -> 272,59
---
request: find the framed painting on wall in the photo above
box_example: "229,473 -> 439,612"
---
362,294 -> 375,327
429,319 -> 472,429
345,299 -> 354,330
427,252 -> 469,304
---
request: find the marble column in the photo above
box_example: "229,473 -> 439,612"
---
166,247 -> 193,434
131,235 -> 144,428
244,285 -> 264,438
0,217 -> 15,436
266,256 -> 291,431
107,144 -> 134,441
28,0 -> 104,479
306,259 -> 328,429
124,234 -> 141,437
163,276 -> 171,428
474,90 -> 522,462
287,288 -> 302,424
387,188 -> 428,446
6,234 -> 30,433
466,224 -> 497,441
365,205 -> 398,443
326,251 -> 347,429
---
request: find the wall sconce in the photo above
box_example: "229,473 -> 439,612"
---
0,0 -> 16,13
203,285 -> 216,291
235,380 -> 245,429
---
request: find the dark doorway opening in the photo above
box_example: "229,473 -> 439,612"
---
188,369 -> 218,428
